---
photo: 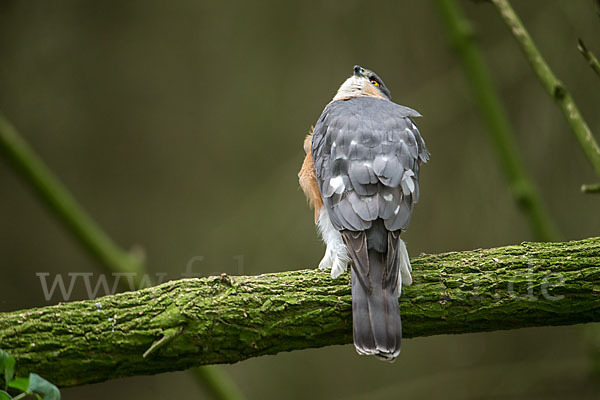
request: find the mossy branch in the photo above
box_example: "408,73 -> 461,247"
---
1,237 -> 599,388
489,0 -> 600,178
432,0 -> 560,241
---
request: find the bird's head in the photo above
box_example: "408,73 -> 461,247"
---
332,65 -> 391,101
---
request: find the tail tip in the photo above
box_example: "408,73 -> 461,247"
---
354,345 -> 401,362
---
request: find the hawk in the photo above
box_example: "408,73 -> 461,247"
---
299,65 -> 428,361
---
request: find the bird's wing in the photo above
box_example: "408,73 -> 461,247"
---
312,96 -> 428,232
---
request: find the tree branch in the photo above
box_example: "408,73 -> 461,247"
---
489,0 -> 600,178
432,0 -> 560,241
1,237 -> 599,388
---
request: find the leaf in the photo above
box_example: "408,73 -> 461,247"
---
7,377 -> 29,392
0,350 -> 8,369
3,358 -> 15,387
27,374 -> 60,400
0,350 -> 16,384
0,390 -> 10,400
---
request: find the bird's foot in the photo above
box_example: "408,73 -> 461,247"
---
318,246 -> 350,279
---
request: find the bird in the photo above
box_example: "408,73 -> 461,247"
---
298,65 -> 429,361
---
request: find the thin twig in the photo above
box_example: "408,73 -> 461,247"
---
581,183 -> 600,193
143,327 -> 184,358
577,38 -> 600,79
489,0 -> 600,178
432,0 -> 560,241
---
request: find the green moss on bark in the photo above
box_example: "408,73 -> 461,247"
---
1,238 -> 599,387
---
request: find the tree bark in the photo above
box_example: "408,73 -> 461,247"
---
1,237 -> 599,387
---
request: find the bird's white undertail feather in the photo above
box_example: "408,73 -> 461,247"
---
397,239 -> 412,296
316,208 -> 350,278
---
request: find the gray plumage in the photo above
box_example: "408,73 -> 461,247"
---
312,96 -> 428,360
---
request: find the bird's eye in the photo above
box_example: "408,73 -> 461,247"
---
370,80 -> 380,87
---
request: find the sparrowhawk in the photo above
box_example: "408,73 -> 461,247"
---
299,65 -> 429,361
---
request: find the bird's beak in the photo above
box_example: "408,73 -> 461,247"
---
353,65 -> 365,77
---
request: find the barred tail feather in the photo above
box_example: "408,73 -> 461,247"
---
343,231 -> 402,361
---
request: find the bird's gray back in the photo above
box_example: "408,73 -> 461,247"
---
312,96 -> 428,249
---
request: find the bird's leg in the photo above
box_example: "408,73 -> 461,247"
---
316,208 -> 350,279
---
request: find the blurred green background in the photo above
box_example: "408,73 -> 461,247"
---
1,0 -> 600,398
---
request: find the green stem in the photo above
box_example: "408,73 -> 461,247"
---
0,113 -> 144,277
0,113 -> 244,400
192,367 -> 245,400
490,0 -> 600,178
432,0 -> 560,241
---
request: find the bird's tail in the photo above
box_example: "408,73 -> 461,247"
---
343,231 -> 402,361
